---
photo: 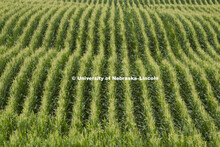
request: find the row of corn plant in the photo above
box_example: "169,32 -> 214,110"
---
35,48 -> 70,139
105,3 -> 121,145
54,7 -> 77,50
117,5 -> 143,145
0,47 -> 43,142
153,9 -> 219,144
0,6 -> 33,45
6,7 -> 50,47
0,5 -> 24,33
42,5 -> 70,49
68,6 -> 98,145
29,7 -> 59,49
7,49 -> 58,146
53,6 -> 87,136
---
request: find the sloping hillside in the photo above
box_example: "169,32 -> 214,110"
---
0,0 -> 219,146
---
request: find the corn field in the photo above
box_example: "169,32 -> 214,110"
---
0,0 -> 219,146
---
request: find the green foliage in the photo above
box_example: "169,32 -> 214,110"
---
0,0 -> 219,146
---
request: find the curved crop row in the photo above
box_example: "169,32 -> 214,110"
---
0,1 -> 219,146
